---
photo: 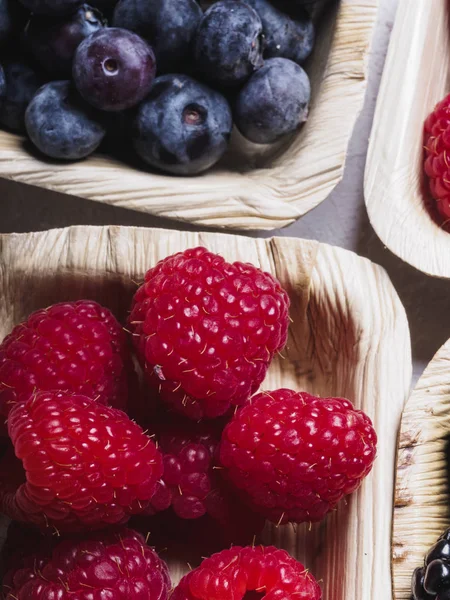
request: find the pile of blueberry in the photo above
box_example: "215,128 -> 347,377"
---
0,0 -> 328,175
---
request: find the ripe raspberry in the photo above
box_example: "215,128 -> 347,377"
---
143,419 -> 265,541
145,420 -> 221,519
220,389 -> 377,524
0,300 -> 131,424
424,93 -> 450,226
2,527 -> 171,600
128,247 -> 290,421
0,390 -> 163,532
171,545 -> 322,600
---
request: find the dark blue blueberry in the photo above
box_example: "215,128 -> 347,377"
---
0,0 -> 29,46
194,0 -> 264,88
25,5 -> 106,77
234,57 -> 310,144
113,0 -> 202,73
89,0 -> 117,12
0,59 -> 41,132
133,74 -> 232,175
424,560 -> 450,595
244,0 -> 314,64
0,64 -> 5,101
18,0 -> 82,16
73,28 -> 156,111
25,80 -> 105,159
277,0 -> 334,20
412,567 -> 436,600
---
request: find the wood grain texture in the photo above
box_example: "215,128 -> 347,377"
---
0,226 -> 411,596
365,0 -> 450,278
393,339 -> 450,600
0,0 -> 377,231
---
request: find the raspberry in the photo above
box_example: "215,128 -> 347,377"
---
0,300 -> 131,425
146,420 -> 222,519
0,390 -> 163,532
424,93 -> 450,226
144,419 -> 265,541
219,389 -> 377,524
128,247 -> 289,420
2,527 -> 171,600
171,545 -> 322,600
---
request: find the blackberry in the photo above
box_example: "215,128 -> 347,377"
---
412,528 -> 450,599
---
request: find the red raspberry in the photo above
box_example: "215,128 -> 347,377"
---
146,420 -> 222,519
2,527 -> 171,600
220,389 -> 377,524
171,545 -> 321,600
424,93 -> 450,226
128,247 -> 290,420
144,419 -> 265,541
0,300 -> 131,425
0,390 -> 163,532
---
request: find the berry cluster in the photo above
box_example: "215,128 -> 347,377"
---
0,246 -> 378,599
0,0 -> 331,175
412,528 -> 450,600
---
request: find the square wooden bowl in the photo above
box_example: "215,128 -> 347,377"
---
365,0 -> 450,278
0,226 -> 411,596
394,339 -> 450,600
0,0 -> 377,231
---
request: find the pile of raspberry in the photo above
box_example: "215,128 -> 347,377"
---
0,246 -> 378,599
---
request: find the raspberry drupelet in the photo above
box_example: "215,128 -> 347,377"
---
0,390 -> 163,532
220,389 -> 377,524
171,545 -> 322,600
128,247 -> 290,421
424,93 -> 450,226
0,300 -> 132,426
2,527 -> 171,600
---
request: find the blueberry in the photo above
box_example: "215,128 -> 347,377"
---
277,0 -> 334,20
0,0 -> 29,45
133,74 -> 232,175
234,57 -> 310,144
0,64 -> 5,100
243,0 -> 314,64
25,80 -> 105,160
89,0 -> 117,10
25,5 -> 106,77
424,560 -> 450,595
73,27 -> 156,111
113,0 -> 202,73
0,59 -> 41,132
18,0 -> 82,16
194,0 -> 264,88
